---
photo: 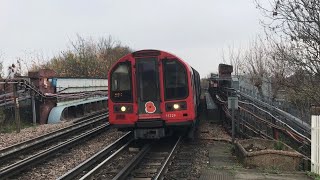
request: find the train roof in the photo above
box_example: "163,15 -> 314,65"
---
115,49 -> 199,75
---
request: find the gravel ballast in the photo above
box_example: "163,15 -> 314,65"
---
14,128 -> 125,180
0,122 -> 72,150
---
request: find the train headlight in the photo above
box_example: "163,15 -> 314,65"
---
120,106 -> 126,112
173,104 -> 180,110
114,104 -> 133,113
165,101 -> 187,111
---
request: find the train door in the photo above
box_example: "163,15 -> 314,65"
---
135,57 -> 161,118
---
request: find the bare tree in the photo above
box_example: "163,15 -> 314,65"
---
17,51 -> 49,75
44,35 -> 132,78
221,45 -> 244,76
265,38 -> 295,100
243,36 -> 271,97
256,0 -> 320,77
256,0 -> 320,103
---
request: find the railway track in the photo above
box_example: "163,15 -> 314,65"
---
58,135 -> 181,180
122,136 -> 181,180
0,112 -> 109,179
58,132 -> 134,180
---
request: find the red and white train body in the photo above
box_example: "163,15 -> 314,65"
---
108,50 -> 200,139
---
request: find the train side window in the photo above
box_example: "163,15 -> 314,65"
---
110,62 -> 132,102
163,59 -> 188,100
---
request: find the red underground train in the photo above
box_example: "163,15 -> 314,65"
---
108,49 -> 201,139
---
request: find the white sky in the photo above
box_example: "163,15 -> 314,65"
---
0,0 -> 266,77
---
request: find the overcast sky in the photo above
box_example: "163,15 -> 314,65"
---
0,0 -> 265,77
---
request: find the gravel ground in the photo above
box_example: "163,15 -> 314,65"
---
165,140 -> 209,180
0,122 -> 73,150
165,117 -> 232,180
13,128 -> 125,180
197,119 -> 231,141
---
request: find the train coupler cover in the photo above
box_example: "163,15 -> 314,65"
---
134,128 -> 165,139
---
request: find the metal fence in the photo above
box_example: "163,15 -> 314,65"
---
239,86 -> 311,124
210,87 -> 311,160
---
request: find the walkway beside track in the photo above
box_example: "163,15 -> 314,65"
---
199,141 -> 311,180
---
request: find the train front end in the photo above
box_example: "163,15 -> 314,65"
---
108,50 -> 198,139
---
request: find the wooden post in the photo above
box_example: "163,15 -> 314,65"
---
271,117 -> 279,140
13,83 -> 21,133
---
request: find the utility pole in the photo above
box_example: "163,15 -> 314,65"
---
228,92 -> 238,144
13,83 -> 21,133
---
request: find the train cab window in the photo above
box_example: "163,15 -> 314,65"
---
163,59 -> 188,100
110,62 -> 132,102
136,58 -> 159,101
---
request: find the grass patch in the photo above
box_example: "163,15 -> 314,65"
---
207,164 -> 243,170
307,171 -> 320,180
207,164 -> 243,176
0,120 -> 35,133
0,105 -> 35,133
261,166 -> 281,174
274,141 -> 285,150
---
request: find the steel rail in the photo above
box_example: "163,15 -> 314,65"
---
79,139 -> 134,180
0,112 -> 108,162
58,132 -> 133,180
154,136 -> 182,180
112,144 -> 152,180
0,123 -> 110,179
